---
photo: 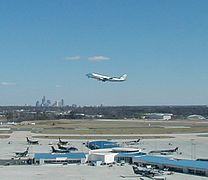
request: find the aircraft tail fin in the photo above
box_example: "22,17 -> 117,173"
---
51,146 -> 55,153
132,166 -> 138,173
25,147 -> 29,154
57,143 -> 61,148
121,74 -> 127,80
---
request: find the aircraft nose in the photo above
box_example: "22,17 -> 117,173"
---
86,73 -> 92,78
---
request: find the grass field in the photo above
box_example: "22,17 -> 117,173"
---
33,135 -> 174,139
14,119 -> 208,135
40,127 -> 208,135
0,131 -> 11,134
0,135 -> 10,138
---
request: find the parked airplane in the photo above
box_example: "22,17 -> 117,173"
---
51,146 -> 70,153
15,147 -> 29,157
26,137 -> 39,145
86,73 -> 127,82
58,138 -> 68,145
149,147 -> 179,154
124,139 -> 141,145
132,166 -> 162,178
57,144 -> 78,151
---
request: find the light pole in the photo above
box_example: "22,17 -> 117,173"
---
191,139 -> 195,160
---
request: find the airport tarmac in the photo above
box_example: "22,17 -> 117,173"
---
0,164 -> 207,180
0,131 -> 208,179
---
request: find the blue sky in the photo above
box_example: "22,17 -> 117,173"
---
0,0 -> 208,106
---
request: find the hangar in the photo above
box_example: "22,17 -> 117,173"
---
143,113 -> 173,120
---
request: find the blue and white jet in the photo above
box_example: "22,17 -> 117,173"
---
86,73 -> 127,82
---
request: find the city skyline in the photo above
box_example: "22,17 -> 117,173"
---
1,1 -> 208,106
35,96 -> 64,107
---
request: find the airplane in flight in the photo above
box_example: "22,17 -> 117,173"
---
58,138 -> 68,145
26,137 -> 39,145
57,144 -> 78,151
86,73 -> 127,82
15,147 -> 29,157
51,146 -> 70,153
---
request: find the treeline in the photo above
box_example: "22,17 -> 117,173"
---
0,105 -> 208,121
72,105 -> 208,119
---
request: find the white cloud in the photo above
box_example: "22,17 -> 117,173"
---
88,56 -> 110,62
1,82 -> 17,86
64,56 -> 81,61
55,85 -> 62,88
64,55 -> 111,62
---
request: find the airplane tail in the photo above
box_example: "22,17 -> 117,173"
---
120,74 -> 127,80
25,147 -> 29,154
132,166 -> 139,174
175,147 -> 179,151
26,137 -> 29,143
59,138 -> 63,143
137,139 -> 140,142
51,146 -> 55,153
57,143 -> 61,149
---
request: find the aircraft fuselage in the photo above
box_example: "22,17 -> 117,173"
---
86,73 -> 127,82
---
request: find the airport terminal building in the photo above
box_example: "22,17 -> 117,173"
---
133,155 -> 208,177
86,141 -> 120,150
34,153 -> 86,165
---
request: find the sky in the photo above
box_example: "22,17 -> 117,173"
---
0,0 -> 208,106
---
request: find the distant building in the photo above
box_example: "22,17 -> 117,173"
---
143,113 -> 173,120
35,96 -> 65,107
187,115 -> 206,120
61,99 -> 64,107
35,101 -> 40,107
72,104 -> 77,108
41,96 -> 46,106
52,101 -> 59,107
46,100 -> 51,106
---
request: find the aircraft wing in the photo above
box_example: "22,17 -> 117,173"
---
97,77 -> 110,82
92,73 -> 111,81
15,152 -> 25,157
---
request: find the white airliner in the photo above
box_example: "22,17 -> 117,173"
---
86,73 -> 127,82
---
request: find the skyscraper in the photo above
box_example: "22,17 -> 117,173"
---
46,100 -> 51,106
36,101 -> 40,107
52,100 -> 59,107
61,99 -> 64,107
41,96 -> 46,106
